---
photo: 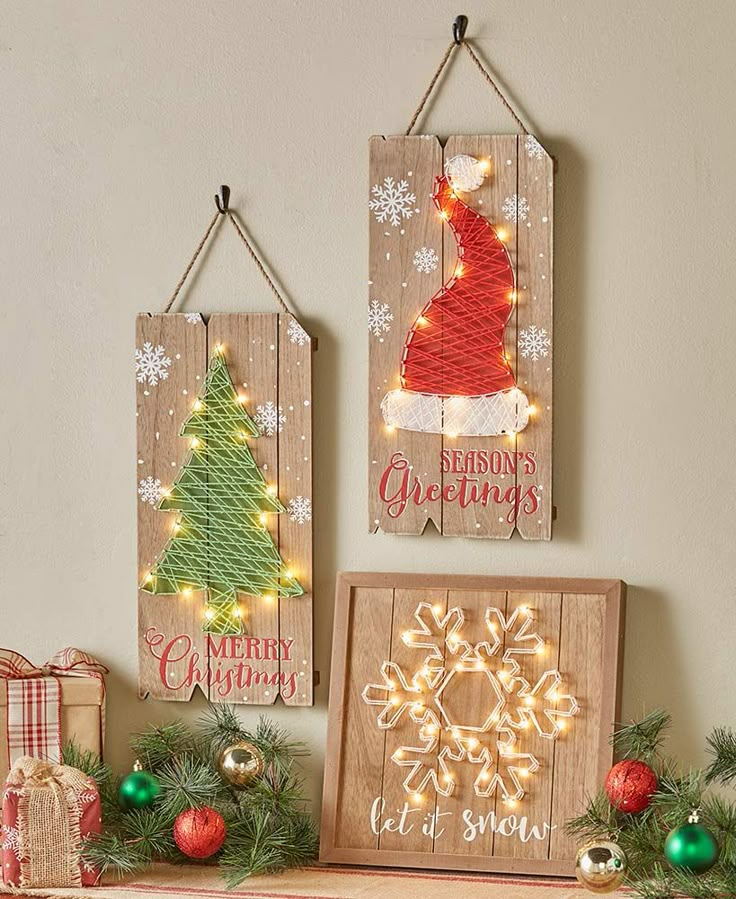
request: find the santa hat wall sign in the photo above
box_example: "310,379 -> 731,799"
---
369,18 -> 554,540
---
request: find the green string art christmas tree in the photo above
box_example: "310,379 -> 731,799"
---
142,346 -> 302,635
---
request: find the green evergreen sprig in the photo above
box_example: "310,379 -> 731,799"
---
64,710 -> 317,888
567,710 -> 736,898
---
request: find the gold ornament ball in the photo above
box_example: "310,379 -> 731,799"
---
575,840 -> 627,894
218,741 -> 265,788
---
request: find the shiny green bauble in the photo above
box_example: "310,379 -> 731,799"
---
119,761 -> 161,810
664,820 -> 719,874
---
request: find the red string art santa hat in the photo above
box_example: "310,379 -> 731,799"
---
381,154 -> 529,437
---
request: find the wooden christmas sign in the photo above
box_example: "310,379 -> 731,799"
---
321,573 -> 626,876
369,28 -> 554,539
136,191 -> 314,706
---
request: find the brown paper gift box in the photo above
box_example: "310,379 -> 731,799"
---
0,677 -> 104,784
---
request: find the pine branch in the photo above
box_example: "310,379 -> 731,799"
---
130,721 -> 196,770
82,831 -> 152,879
706,727 -> 736,786
62,741 -> 112,785
566,790 -> 620,841
612,710 -> 671,762
219,806 -> 318,886
156,753 -> 226,818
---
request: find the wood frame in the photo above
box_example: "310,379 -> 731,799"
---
136,312 -> 314,706
368,135 -> 554,539
321,572 -> 626,876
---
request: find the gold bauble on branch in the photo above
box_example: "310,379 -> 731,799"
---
575,840 -> 627,894
218,740 -> 265,788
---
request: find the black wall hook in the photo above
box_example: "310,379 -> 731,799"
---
452,14 -> 468,44
214,185 -> 230,214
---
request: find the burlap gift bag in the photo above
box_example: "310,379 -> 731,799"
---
1,756 -> 102,888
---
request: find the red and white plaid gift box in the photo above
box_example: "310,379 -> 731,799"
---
0,648 -> 107,784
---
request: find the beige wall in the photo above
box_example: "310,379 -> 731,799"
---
2,1 -> 735,809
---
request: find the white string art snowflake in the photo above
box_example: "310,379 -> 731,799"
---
362,602 -> 579,804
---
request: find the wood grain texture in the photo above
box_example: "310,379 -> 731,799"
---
137,313 -> 208,701
368,135 -> 443,535
277,314 -> 314,706
137,313 -> 314,705
368,136 -> 553,539
441,136 -> 519,539
321,573 -> 625,876
516,138 -> 554,539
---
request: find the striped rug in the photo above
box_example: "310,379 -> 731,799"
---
1,862 -> 624,899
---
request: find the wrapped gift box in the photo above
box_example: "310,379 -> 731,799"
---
2,757 -> 102,888
0,649 -> 106,785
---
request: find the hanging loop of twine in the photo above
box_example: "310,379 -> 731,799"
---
405,38 -> 529,136
163,202 -> 297,318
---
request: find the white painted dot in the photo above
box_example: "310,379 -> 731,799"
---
270,344 -> 275,350
506,159 -> 512,166
182,389 -> 188,395
138,458 -> 144,464
304,400 -> 310,406
300,435 -> 306,441
499,517 -> 504,522
171,462 -> 176,467
196,375 -> 201,380
168,409 -> 174,416
143,389 -> 150,396
289,405 -> 294,411
175,353 -> 181,359
542,216 -> 549,223
407,170 -> 413,176
476,523 -> 481,529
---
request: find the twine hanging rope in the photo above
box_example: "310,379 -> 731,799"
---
405,38 -> 529,136
163,200 -> 297,318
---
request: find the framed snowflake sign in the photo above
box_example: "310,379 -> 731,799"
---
136,312 -> 314,706
321,573 -> 626,876
368,134 -> 554,539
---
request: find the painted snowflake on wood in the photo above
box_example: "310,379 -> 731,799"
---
525,135 -> 545,160
254,401 -> 286,437
287,318 -> 310,346
138,476 -> 163,506
362,603 -> 578,802
518,325 -> 551,361
368,300 -> 393,339
135,342 -> 172,386
413,247 -> 439,274
287,496 -> 312,525
369,176 -> 417,228
502,194 -> 530,223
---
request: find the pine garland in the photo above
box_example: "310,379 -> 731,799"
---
64,707 -> 318,887
566,711 -> 736,898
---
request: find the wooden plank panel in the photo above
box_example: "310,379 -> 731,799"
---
435,590 -> 506,858
368,135 -> 444,535
549,594 -> 605,860
332,585 -> 394,851
516,137 -> 554,539
277,314 -> 314,706
137,313 -> 208,700
441,135 -> 520,539
492,592 -> 561,861
322,575 -> 625,875
206,313 -> 280,705
378,588 -> 443,853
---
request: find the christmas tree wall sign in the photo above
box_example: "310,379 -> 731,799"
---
369,25 -> 554,539
137,311 -> 314,706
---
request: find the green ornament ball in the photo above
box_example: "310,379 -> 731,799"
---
119,761 -> 161,810
664,819 -> 719,874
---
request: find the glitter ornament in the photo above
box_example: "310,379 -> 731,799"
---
575,840 -> 627,893
118,760 -> 161,810
604,759 -> 658,813
173,806 -> 227,859
218,740 -> 265,788
664,811 -> 719,874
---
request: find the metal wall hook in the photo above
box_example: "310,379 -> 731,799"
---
214,184 -> 231,214
452,14 -> 468,44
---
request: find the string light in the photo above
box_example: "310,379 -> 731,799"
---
141,349 -> 303,637
362,600 -> 580,802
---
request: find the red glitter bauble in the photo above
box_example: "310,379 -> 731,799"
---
605,760 -> 658,813
173,806 -> 227,858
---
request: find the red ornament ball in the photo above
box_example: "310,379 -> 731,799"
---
605,760 -> 658,813
173,806 -> 227,858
